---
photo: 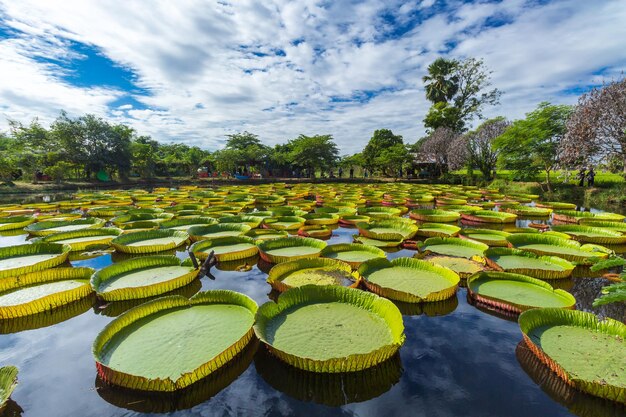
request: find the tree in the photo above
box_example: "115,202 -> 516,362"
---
560,77 -> 626,173
131,136 -> 159,178
423,57 -> 501,132
422,58 -> 459,103
362,129 -> 404,173
374,143 -> 410,178
223,131 -> 271,173
494,102 -> 573,191
287,134 -> 339,177
465,117 -> 509,180
415,127 -> 460,176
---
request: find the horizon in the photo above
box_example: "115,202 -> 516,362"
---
1,0 -> 625,153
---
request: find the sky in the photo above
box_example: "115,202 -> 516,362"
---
0,0 -> 624,154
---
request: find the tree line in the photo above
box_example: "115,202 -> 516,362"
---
1,58 -> 624,186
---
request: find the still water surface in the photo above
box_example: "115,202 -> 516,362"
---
0,216 -> 625,417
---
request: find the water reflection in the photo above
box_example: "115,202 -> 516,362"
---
94,280 -> 202,317
393,296 -> 458,317
0,399 -> 23,416
95,339 -> 259,413
515,341 -> 626,417
0,295 -> 95,334
255,347 -> 402,406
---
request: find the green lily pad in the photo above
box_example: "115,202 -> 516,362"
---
420,237 -> 488,259
267,258 -> 356,292
39,228 -> 122,251
24,218 -> 105,236
0,267 -> 94,318
91,256 -> 199,301
190,236 -> 258,262
460,229 -> 511,247
0,243 -> 71,279
258,237 -> 327,264
93,290 -> 258,391
409,209 -> 460,223
111,230 -> 189,254
467,271 -> 575,313
415,223 -> 460,238
423,255 -> 485,278
0,366 -> 18,413
518,308 -> 626,403
320,243 -> 386,269
551,225 -> 626,245
358,257 -> 459,303
507,234 -> 609,264
485,247 -> 575,279
254,285 -> 405,373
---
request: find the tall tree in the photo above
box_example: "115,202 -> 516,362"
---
362,129 -> 404,173
374,144 -> 410,178
223,131 -> 271,172
465,117 -> 509,180
423,57 -> 501,132
494,102 -> 573,191
422,58 -> 459,104
560,77 -> 626,173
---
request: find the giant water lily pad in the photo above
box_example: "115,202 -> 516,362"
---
423,255 -> 484,279
244,229 -> 288,241
460,229 -> 511,247
461,210 -> 517,224
507,234 -> 609,264
110,230 -> 189,254
485,247 -> 575,279
159,217 -> 218,232
91,256 -> 199,301
553,210 -> 625,224
0,216 -> 35,231
518,308 -> 626,403
353,235 -> 403,248
187,224 -> 251,242
0,366 -> 18,413
467,272 -> 575,313
265,216 -> 306,231
358,257 -> 459,303
409,209 -> 460,223
39,228 -> 122,251
356,220 -> 418,241
415,223 -> 460,238
93,290 -> 258,391
190,236 -> 258,262
254,285 -> 405,373
419,237 -> 488,259
0,243 -> 71,279
258,237 -> 327,263
267,258 -> 357,292
551,225 -> 626,245
24,218 -> 105,236
501,205 -> 552,217
0,267 -> 94,318
320,243 -> 386,269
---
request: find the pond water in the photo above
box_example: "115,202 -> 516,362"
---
0,205 -> 625,417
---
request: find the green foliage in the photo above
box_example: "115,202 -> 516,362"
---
592,281 -> 626,307
374,144 -> 410,178
494,102 -> 573,190
423,57 -> 501,132
590,256 -> 626,272
287,134 -> 339,176
422,58 -> 459,103
465,117 -> 509,181
44,161 -> 74,184
362,129 -> 404,173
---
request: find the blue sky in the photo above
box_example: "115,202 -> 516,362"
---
0,0 -> 624,153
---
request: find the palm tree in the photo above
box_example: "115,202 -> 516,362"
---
422,58 -> 459,104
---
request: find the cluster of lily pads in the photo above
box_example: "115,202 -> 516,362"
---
0,183 -> 624,405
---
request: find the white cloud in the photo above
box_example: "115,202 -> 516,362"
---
0,0 -> 624,153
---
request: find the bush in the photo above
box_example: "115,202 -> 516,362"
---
44,161 -> 73,184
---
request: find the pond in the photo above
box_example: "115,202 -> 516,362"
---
0,196 -> 624,417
